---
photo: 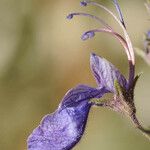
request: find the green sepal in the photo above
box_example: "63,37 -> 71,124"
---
130,73 -> 142,91
114,79 -> 126,96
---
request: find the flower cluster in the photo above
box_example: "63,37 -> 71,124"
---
27,1 -> 150,150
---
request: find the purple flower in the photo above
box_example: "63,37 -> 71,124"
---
27,50 -> 128,150
27,84 -> 109,150
27,1 -> 150,149
28,45 -> 128,149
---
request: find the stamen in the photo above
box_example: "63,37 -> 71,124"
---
80,1 -> 88,6
66,14 -> 74,20
81,28 -> 129,59
81,31 -> 95,40
80,0 -> 135,65
113,0 -> 126,29
66,12 -> 112,30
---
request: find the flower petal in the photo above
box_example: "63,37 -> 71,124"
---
90,53 -> 127,92
27,85 -> 108,150
60,84 -> 108,108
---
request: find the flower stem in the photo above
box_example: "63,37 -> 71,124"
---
128,61 -> 135,89
131,113 -> 150,141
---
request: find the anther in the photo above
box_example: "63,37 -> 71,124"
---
80,1 -> 88,7
66,14 -> 74,20
81,31 -> 95,40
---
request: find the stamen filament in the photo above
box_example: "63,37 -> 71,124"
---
82,28 -> 130,59
67,12 -> 112,30
84,1 -> 133,61
113,0 -> 126,28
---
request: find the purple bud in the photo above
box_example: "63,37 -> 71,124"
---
80,1 -> 88,6
66,14 -> 74,20
81,31 -> 95,40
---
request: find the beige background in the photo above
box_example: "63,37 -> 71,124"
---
0,0 -> 150,149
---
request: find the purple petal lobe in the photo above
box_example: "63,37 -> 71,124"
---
81,31 -> 95,41
60,84 -> 108,108
27,85 -> 108,150
90,53 -> 127,93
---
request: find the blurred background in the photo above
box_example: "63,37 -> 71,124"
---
0,0 -> 150,149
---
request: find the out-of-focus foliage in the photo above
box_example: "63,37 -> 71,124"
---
0,0 -> 150,150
